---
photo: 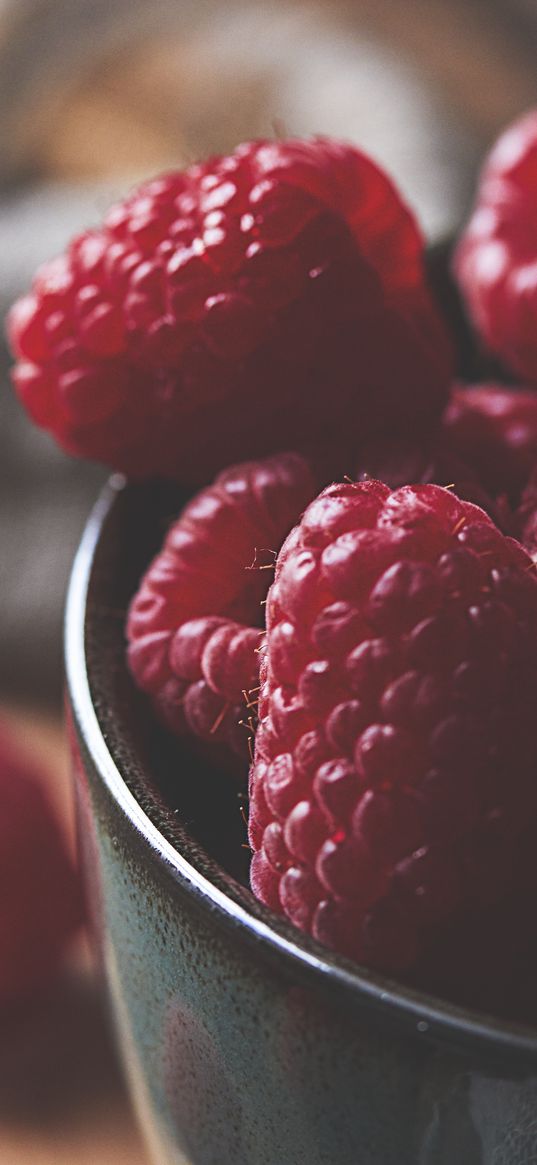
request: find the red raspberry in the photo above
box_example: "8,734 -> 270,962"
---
442,383 -> 537,500
515,465 -> 537,559
0,719 -> 82,1005
354,426 -> 503,525
7,138 -> 450,483
127,452 -> 316,764
454,111 -> 537,383
249,479 -> 537,1007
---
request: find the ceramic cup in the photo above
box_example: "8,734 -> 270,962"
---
66,470 -> 537,1165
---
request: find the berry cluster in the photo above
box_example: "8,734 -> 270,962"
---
9,122 -> 537,1014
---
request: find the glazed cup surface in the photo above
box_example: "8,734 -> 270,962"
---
66,475 -> 537,1165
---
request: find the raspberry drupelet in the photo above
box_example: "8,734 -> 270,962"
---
127,452 -> 316,762
7,138 -> 451,483
454,111 -> 537,384
249,479 -> 537,1005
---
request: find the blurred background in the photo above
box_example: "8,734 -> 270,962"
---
2,0 -> 537,1160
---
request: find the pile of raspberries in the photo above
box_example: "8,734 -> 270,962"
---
9,117 -> 537,1017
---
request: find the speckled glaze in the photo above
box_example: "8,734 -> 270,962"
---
65,473 -> 537,1165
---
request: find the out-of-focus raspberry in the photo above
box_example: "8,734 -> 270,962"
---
0,719 -> 82,1005
354,425 -> 504,524
249,478 -> 537,1009
515,464 -> 537,560
8,138 -> 451,483
442,383 -> 537,500
454,111 -> 537,384
127,452 -> 316,765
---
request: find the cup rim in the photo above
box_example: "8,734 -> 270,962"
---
66,475 -> 537,1067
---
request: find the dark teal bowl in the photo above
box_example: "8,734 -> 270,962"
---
65,474 -> 537,1165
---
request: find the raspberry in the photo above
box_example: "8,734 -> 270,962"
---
442,383 -> 537,500
127,452 -> 316,763
0,719 -> 82,1004
454,111 -> 537,383
515,465 -> 537,559
354,426 -> 503,524
249,479 -> 537,1007
7,138 -> 450,483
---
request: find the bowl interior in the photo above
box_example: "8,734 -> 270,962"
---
65,458 -> 537,1071
81,476 -> 254,882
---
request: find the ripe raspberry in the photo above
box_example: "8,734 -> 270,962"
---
454,111 -> 537,383
442,383 -> 537,500
515,465 -> 537,559
354,426 -> 503,524
0,719 -> 82,1004
7,138 -> 450,483
249,479 -> 537,1006
127,452 -> 316,763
